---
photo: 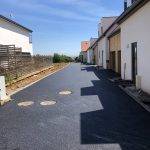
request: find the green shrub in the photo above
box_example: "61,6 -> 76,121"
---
53,53 -> 73,63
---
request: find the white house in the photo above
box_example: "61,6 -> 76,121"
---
117,0 -> 150,94
97,17 -> 118,69
87,49 -> 93,64
87,38 -> 97,64
0,15 -> 33,55
80,41 -> 90,63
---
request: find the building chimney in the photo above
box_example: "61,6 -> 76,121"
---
124,0 -> 127,11
132,0 -> 136,4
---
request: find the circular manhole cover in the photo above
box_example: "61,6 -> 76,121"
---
17,101 -> 34,107
40,100 -> 56,106
59,90 -> 72,95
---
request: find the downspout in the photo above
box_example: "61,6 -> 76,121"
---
124,63 -> 126,80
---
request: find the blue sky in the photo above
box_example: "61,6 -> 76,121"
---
0,0 -> 123,56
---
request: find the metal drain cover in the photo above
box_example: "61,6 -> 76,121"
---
18,101 -> 34,107
59,90 -> 72,95
40,101 -> 56,106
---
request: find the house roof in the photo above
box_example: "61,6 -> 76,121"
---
96,16 -> 118,42
0,15 -> 33,33
87,38 -> 98,49
81,41 -> 90,52
90,17 -> 120,48
83,0 -> 149,51
116,0 -> 150,24
90,0 -> 149,47
88,39 -> 98,50
108,27 -> 121,38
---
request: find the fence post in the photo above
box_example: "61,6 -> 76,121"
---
0,76 -> 8,101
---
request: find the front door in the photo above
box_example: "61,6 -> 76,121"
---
131,42 -> 137,83
110,51 -> 116,71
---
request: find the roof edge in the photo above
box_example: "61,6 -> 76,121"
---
96,17 -> 119,43
108,28 -> 121,38
0,15 -> 33,33
116,0 -> 150,24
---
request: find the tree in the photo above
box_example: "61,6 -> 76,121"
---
53,53 -> 61,63
53,53 -> 73,63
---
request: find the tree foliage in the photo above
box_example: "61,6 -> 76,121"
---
53,53 -> 73,63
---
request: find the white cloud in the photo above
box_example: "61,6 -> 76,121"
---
2,0 -> 120,22
48,0 -> 120,17
0,0 -> 121,56
2,0 -> 95,21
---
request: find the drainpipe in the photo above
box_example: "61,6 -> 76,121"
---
124,63 -> 126,80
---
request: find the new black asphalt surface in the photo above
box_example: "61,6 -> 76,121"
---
0,63 -> 150,150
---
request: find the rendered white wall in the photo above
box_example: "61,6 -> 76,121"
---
0,19 -> 33,55
101,17 -> 117,34
121,1 -> 150,93
87,49 -> 94,64
98,38 -> 107,69
0,76 -> 7,100
87,50 -> 90,64
90,49 -> 94,64
98,40 -> 102,66
98,24 -> 119,69
93,45 -> 99,66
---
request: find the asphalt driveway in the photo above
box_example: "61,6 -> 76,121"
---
0,63 -> 150,150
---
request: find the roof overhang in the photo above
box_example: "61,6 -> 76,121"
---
108,28 -> 121,39
89,40 -> 98,49
0,15 -> 33,33
96,0 -> 150,43
96,19 -> 118,43
116,0 -> 150,24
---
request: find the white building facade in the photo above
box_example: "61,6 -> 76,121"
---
0,15 -> 33,55
98,37 -> 106,68
87,49 -> 94,64
118,0 -> 150,94
87,38 -> 97,64
97,17 -> 118,69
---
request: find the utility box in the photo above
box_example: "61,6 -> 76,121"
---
136,75 -> 141,90
0,76 -> 7,100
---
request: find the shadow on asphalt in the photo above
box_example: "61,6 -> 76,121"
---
80,65 -> 150,150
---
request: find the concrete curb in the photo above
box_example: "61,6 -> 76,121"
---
6,66 -> 54,87
9,63 -> 70,96
0,96 -> 11,106
0,63 -> 70,107
108,76 -> 150,113
119,85 -> 150,113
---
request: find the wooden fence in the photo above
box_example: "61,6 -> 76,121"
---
0,44 -> 53,83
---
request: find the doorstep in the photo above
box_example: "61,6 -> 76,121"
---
0,96 -> 11,106
108,76 -> 150,113
119,85 -> 150,113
